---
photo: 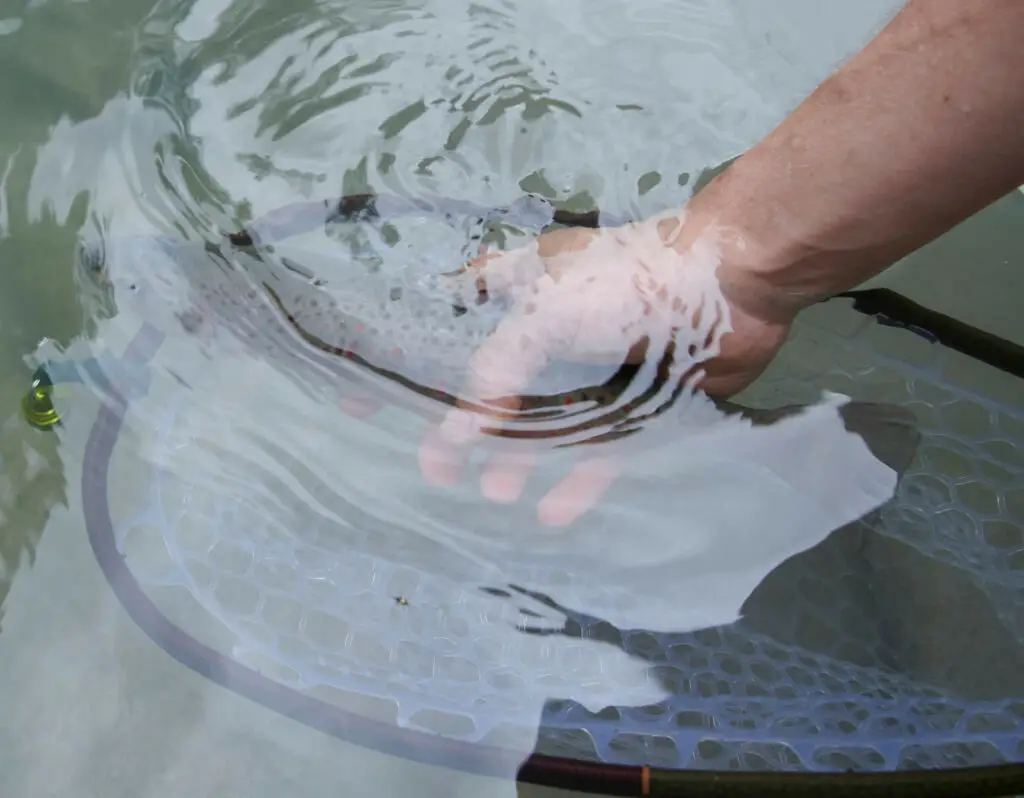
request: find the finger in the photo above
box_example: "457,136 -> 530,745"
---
464,239 -> 550,302
418,312 -> 551,485
451,225 -> 599,298
439,241 -> 506,304
479,448 -> 538,503
537,453 -> 621,527
470,240 -> 494,299
446,311 -> 551,429
418,422 -> 466,486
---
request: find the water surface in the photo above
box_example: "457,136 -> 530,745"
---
3,1 -> 1024,796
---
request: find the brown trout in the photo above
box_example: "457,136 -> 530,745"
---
80,192 -> 919,470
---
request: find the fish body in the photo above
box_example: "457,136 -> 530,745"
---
80,193 -> 672,444
80,192 -> 919,469
85,232 -> 633,428
57,196 -> 954,768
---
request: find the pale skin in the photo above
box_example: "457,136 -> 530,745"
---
413,0 -> 1024,526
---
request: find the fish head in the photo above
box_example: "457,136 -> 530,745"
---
76,229 -> 623,420
77,233 -> 207,333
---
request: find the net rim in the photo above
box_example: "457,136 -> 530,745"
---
66,321 -> 1023,798
55,191 -> 1024,796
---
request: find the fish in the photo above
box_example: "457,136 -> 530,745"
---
79,191 -> 921,468
72,192 -> 926,641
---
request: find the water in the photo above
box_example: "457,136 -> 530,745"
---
2,1 -> 1024,796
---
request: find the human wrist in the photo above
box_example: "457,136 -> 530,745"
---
663,162 -> 812,327
665,0 -> 1024,325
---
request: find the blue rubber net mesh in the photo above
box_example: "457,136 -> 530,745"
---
525,299 -> 1024,772
100,289 -> 1023,776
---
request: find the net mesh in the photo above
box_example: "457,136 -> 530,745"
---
101,267 -> 1024,775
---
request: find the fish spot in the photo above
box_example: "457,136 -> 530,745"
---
177,309 -> 205,333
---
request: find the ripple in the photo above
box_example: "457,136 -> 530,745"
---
124,0 -> 784,242
12,0 -> 1017,775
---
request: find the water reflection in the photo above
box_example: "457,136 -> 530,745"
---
0,411 -> 67,633
1,0 -> 1021,789
127,0 -> 791,243
0,0 -> 162,629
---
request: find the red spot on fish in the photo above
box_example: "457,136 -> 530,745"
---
563,397 -> 574,405
355,323 -> 365,333
392,346 -> 402,356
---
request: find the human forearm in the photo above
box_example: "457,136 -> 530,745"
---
681,0 -> 1024,319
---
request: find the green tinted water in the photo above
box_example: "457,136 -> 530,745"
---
2,1 -> 1023,796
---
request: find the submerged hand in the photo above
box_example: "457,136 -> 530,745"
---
417,210 -> 793,526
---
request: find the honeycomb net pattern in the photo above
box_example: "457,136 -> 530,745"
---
108,288 -> 1024,774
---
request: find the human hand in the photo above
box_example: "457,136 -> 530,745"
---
416,209 -> 795,526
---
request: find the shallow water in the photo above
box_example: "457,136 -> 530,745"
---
2,1 -> 1024,796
